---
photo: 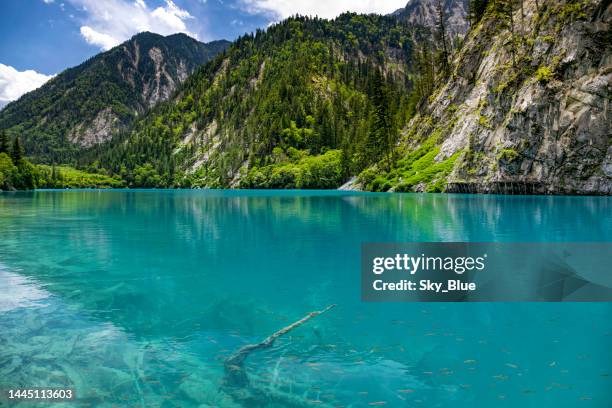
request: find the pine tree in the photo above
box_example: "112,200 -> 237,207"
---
412,41 -> 436,107
468,0 -> 489,25
11,136 -> 24,163
493,0 -> 517,69
0,130 -> 9,154
436,0 -> 450,76
368,69 -> 395,171
340,142 -> 352,181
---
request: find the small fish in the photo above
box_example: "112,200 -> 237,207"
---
522,389 -> 535,394
580,396 -> 592,401
368,402 -> 387,406
398,389 -> 415,393
505,363 -> 518,369
463,359 -> 477,364
549,361 -> 557,367
493,374 -> 509,381
358,392 -> 369,395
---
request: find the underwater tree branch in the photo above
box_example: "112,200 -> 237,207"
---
224,304 -> 336,388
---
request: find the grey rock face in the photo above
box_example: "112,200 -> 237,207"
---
401,0 -> 611,195
394,0 -> 470,38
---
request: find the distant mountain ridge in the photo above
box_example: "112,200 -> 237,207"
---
0,32 -> 229,162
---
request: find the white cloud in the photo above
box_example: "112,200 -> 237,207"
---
43,0 -> 55,4
239,0 -> 408,19
80,26 -> 118,50
0,64 -> 54,108
68,0 -> 198,51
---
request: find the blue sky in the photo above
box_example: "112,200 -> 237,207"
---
0,0 -> 408,107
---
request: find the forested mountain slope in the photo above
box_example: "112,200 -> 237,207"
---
0,32 -> 229,163
360,0 -> 611,195
87,14 -> 417,188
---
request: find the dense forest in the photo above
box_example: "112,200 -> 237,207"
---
0,131 -> 123,190
79,13 -> 421,188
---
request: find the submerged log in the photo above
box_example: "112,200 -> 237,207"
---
223,305 -> 336,407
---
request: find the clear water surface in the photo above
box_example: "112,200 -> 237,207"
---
0,190 -> 610,407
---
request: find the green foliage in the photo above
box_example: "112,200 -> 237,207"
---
0,152 -> 39,190
535,66 -> 554,83
557,1 -> 588,24
11,137 -> 24,163
359,134 -> 459,193
367,69 -> 397,170
497,148 -> 519,163
36,165 -> 125,189
0,130 -> 9,154
0,153 -> 18,190
241,149 -> 343,189
133,164 -> 163,188
0,148 -> 123,190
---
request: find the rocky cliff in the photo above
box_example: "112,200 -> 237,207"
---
376,0 -> 610,195
393,0 -> 470,38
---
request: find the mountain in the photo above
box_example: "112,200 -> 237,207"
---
360,0 -> 611,195
0,32 -> 230,163
4,0 -> 609,194
86,14 -> 416,188
393,0 -> 470,39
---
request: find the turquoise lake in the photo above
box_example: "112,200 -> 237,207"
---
0,190 -> 611,407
